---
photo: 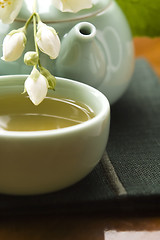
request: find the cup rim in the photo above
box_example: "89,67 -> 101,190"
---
0,75 -> 110,138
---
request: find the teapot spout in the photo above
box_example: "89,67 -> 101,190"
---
73,22 -> 96,41
55,22 -> 106,88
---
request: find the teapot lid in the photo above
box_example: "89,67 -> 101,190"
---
16,0 -> 111,23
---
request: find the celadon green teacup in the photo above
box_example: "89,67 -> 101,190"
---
0,75 -> 110,195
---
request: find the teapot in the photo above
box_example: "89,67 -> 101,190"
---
0,0 -> 134,104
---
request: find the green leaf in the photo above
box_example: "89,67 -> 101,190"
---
115,0 -> 160,37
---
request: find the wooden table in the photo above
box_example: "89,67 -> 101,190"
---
1,213 -> 160,239
134,37 -> 160,76
1,37 -> 160,240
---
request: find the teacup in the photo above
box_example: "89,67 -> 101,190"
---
0,75 -> 110,195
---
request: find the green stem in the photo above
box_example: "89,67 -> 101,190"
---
24,13 -> 34,29
33,0 -> 41,23
36,12 -> 41,24
33,13 -> 41,67
33,0 -> 37,13
32,0 -> 41,68
33,14 -> 38,56
24,0 -> 37,29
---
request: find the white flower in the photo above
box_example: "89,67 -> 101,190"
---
36,21 -> 61,59
2,28 -> 26,62
52,0 -> 93,13
0,0 -> 23,24
24,67 -> 48,105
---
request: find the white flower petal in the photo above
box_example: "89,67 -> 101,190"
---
36,22 -> 61,59
25,68 -> 48,105
0,0 -> 23,24
52,0 -> 93,12
2,30 -> 26,62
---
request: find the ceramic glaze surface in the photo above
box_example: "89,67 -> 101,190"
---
0,0 -> 134,104
0,75 -> 110,195
17,0 -> 110,22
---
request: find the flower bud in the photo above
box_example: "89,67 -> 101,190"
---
2,28 -> 27,62
40,66 -> 56,90
24,67 -> 48,105
24,51 -> 39,66
36,21 -> 61,59
52,0 -> 93,13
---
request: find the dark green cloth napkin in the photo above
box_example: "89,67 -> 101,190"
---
0,58 -> 160,215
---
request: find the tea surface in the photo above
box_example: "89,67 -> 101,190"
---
0,94 -> 95,131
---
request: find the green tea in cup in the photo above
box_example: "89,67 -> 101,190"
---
0,93 -> 95,132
